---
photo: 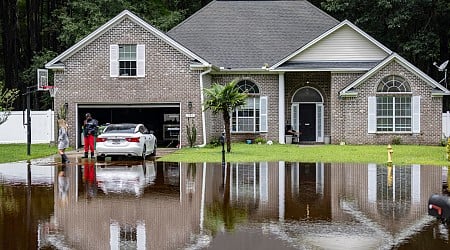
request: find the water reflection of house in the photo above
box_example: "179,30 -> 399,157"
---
204,162 -> 443,248
52,161 -> 204,249
46,161 -> 443,249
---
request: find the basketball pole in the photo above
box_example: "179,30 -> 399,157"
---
23,86 -> 37,156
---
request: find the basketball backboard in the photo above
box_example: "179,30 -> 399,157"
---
37,69 -> 48,91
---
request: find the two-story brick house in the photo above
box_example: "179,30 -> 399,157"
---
46,0 -> 449,148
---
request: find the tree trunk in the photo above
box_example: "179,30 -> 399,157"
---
223,111 -> 232,153
1,0 -> 20,95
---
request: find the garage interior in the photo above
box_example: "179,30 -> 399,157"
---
78,104 -> 180,148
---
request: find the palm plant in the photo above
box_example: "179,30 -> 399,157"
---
203,79 -> 247,152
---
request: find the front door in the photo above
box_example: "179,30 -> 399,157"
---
299,104 -> 316,141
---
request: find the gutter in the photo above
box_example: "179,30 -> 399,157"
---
198,66 -> 212,147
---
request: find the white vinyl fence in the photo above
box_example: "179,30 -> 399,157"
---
443,112 -> 450,138
0,110 -> 55,144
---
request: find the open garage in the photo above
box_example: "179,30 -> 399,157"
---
77,104 -> 180,149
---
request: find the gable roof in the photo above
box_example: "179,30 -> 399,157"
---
167,0 -> 339,70
271,20 -> 392,70
339,53 -> 450,97
45,10 -> 209,69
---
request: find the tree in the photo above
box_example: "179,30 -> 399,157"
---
0,81 -> 19,125
203,80 -> 247,153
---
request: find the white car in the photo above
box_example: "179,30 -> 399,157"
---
96,123 -> 157,160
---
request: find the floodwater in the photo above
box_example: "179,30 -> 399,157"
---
0,157 -> 449,250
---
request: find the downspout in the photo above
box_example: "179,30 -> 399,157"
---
198,66 -> 212,147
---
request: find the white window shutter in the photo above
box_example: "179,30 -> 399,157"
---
260,96 -> 268,132
368,96 -> 376,133
137,44 -> 145,77
412,96 -> 420,133
110,45 -> 119,77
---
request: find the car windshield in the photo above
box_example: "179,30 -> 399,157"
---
104,125 -> 136,134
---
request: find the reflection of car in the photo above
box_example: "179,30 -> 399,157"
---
96,161 -> 156,196
96,123 -> 157,160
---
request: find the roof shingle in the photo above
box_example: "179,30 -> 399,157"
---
167,0 -> 339,69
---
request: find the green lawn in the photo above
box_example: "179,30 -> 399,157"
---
0,144 -> 58,163
1,143 -> 449,166
158,143 -> 450,166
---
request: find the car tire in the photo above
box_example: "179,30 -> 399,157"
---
142,145 -> 147,160
97,155 -> 105,161
150,144 -> 157,157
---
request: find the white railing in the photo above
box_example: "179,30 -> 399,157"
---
0,110 -> 55,144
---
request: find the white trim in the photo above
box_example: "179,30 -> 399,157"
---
271,20 -> 392,69
290,87 -> 324,142
46,10 -> 209,69
278,73 -> 285,143
340,53 -> 450,97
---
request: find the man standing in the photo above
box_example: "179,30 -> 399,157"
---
83,113 -> 98,158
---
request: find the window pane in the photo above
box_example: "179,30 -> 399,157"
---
395,118 -> 411,131
376,95 -> 411,132
232,97 -> 260,132
395,96 -> 411,116
376,97 -> 393,116
377,118 -> 393,131
119,45 -> 137,76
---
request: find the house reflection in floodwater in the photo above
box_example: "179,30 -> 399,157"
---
37,161 -> 445,249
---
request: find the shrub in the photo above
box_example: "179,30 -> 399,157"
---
254,137 -> 266,144
391,136 -> 402,145
207,137 -> 221,148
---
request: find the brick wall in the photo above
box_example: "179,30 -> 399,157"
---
331,61 -> 442,145
210,74 -> 280,143
53,19 -> 204,147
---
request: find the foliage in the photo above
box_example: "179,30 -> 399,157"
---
20,50 -> 58,110
446,138 -> 450,161
208,137 -> 221,148
186,118 -> 197,147
319,0 -> 449,74
391,136 -> 402,145
254,137 -> 266,144
203,80 -> 248,153
0,82 -> 20,125
57,103 -> 68,120
158,143 -> 449,166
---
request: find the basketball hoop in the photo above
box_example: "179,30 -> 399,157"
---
43,86 -> 58,98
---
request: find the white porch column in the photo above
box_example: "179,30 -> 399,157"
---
278,73 -> 285,143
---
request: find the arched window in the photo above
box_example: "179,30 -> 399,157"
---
236,80 -> 260,95
376,75 -> 412,132
232,80 -> 264,132
292,87 -> 323,102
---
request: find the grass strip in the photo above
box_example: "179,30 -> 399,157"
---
158,143 -> 449,166
0,144 -> 58,163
